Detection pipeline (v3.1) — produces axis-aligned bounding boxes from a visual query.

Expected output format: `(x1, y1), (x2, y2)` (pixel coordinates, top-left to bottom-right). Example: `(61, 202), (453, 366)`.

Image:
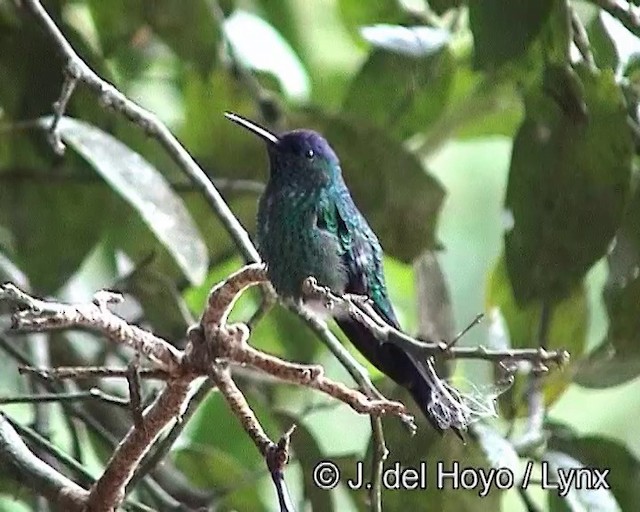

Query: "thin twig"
(209, 366), (295, 512)
(130, 378), (214, 489)
(369, 417), (388, 512)
(19, 365), (170, 381)
(48, 72), (78, 154)
(303, 278), (569, 368)
(127, 361), (145, 429)
(5, 416), (160, 512)
(0, 336), (177, 510)
(85, 379), (192, 511)
(570, 4), (596, 70)
(0, 389), (128, 407)
(514, 303), (553, 454)
(591, 0), (640, 37)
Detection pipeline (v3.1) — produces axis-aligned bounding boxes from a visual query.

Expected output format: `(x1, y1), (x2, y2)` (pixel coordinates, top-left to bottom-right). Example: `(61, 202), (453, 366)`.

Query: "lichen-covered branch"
(1, 284), (181, 372)
(85, 378), (192, 511)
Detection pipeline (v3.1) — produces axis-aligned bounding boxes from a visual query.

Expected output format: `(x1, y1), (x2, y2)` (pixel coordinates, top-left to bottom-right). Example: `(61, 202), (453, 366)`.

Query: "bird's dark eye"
(305, 149), (315, 159)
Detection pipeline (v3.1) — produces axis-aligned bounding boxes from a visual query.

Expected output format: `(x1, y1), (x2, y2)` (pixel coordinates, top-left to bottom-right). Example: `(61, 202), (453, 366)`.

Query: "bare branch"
(209, 366), (295, 512)
(369, 417), (388, 512)
(86, 379), (192, 511)
(591, 0), (640, 37)
(0, 389), (129, 407)
(1, 284), (182, 372)
(19, 365), (170, 381)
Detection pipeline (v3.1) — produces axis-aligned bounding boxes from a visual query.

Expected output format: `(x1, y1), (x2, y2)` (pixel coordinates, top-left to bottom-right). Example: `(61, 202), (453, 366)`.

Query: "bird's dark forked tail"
(336, 314), (478, 438)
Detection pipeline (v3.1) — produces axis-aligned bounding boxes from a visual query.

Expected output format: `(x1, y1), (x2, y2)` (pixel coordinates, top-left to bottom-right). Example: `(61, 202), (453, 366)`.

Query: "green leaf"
(548, 425), (640, 512)
(588, 14), (619, 71)
(372, 402), (502, 511)
(278, 413), (333, 512)
(47, 116), (208, 286)
(142, 0), (219, 75)
(545, 450), (620, 512)
(0, 174), (113, 292)
(486, 255), (587, 417)
(291, 110), (445, 262)
(469, 0), (569, 71)
(504, 65), (632, 304)
(576, 184), (640, 388)
(119, 264), (194, 343)
(343, 43), (454, 139)
(337, 0), (404, 41)
(173, 446), (268, 511)
(225, 10), (310, 102)
(472, 422), (520, 473)
(86, 0), (144, 60)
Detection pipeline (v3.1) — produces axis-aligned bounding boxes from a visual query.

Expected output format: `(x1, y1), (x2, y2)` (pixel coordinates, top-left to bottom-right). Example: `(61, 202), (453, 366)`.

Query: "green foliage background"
(1, 0), (640, 511)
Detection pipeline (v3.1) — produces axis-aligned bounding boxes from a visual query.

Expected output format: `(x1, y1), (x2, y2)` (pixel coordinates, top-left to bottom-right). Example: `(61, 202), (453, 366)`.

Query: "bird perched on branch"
(225, 112), (459, 433)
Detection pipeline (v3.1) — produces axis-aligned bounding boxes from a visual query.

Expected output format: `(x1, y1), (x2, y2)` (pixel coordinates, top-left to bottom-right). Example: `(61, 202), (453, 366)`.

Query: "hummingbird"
(225, 112), (446, 432)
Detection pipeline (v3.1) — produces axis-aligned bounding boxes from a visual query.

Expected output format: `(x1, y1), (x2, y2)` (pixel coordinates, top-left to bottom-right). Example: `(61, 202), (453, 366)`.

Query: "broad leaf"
(45, 117), (208, 285)
(548, 425), (640, 512)
(469, 0), (569, 71)
(505, 65), (632, 304)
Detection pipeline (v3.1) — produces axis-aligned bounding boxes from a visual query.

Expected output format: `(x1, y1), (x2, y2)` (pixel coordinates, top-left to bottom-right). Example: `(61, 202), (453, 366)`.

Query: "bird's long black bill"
(224, 112), (279, 145)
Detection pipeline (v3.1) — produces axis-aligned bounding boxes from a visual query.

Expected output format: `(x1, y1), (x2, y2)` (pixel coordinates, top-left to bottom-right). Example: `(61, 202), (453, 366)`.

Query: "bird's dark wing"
(317, 187), (399, 328)
(317, 186), (447, 434)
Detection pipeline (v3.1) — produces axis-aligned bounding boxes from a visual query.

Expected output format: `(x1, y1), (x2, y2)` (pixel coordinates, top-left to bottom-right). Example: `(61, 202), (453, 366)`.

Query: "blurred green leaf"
(0, 173), (112, 292)
(86, 0), (144, 61)
(469, 0), (569, 71)
(119, 264), (194, 342)
(343, 44), (454, 139)
(292, 110), (445, 262)
(278, 413), (333, 512)
(429, 0), (462, 15)
(374, 403), (502, 511)
(486, 255), (587, 417)
(472, 422), (520, 473)
(174, 446), (267, 511)
(546, 450), (620, 512)
(505, 65), (632, 304)
(337, 0), (403, 41)
(225, 10), (310, 102)
(576, 184), (640, 388)
(48, 116), (209, 285)
(548, 425), (640, 512)
(142, 0), (219, 75)
(588, 14), (619, 71)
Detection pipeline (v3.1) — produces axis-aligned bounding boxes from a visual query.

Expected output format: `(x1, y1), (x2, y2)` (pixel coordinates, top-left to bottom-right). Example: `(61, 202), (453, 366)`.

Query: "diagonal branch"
(85, 378), (193, 511)
(0, 414), (88, 511)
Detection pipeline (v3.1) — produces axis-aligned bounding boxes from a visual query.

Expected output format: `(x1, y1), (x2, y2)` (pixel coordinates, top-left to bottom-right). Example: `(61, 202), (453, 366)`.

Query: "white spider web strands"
(425, 358), (515, 431)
